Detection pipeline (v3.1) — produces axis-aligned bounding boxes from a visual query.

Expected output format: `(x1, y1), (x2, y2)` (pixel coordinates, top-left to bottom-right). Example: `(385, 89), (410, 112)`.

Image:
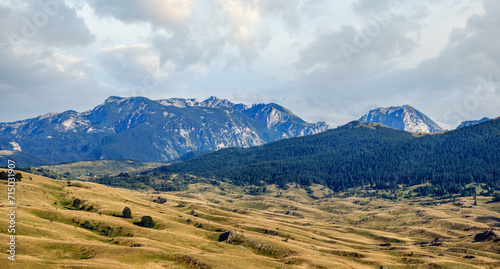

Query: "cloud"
(151, 30), (225, 70)
(0, 0), (498, 130)
(294, 1), (424, 90)
(0, 1), (94, 48)
(89, 0), (274, 70)
(406, 0), (500, 126)
(0, 42), (110, 121)
(0, 1), (106, 122)
(284, 0), (499, 128)
(98, 44), (164, 87)
(86, 0), (194, 31)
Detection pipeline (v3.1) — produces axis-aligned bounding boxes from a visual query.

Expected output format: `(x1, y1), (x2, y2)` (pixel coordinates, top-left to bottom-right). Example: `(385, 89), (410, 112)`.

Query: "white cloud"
(0, 1), (94, 48)
(98, 44), (161, 86)
(86, 0), (194, 31)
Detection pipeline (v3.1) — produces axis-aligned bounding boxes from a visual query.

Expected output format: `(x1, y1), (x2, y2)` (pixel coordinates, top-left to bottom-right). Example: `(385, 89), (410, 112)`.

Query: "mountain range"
(0, 96), (327, 166)
(1, 97), (495, 167)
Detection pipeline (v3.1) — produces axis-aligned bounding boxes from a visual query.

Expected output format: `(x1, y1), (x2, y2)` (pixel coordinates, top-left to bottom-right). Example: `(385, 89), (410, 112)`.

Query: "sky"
(0, 0), (498, 130)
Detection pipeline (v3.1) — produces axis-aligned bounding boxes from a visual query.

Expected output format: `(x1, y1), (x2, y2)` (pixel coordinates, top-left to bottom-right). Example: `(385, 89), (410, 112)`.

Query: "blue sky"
(0, 0), (498, 129)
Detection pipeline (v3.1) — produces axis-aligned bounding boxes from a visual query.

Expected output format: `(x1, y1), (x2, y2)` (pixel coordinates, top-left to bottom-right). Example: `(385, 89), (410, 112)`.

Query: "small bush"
(122, 207), (132, 218)
(81, 221), (94, 230)
(72, 199), (82, 208)
(140, 216), (155, 228)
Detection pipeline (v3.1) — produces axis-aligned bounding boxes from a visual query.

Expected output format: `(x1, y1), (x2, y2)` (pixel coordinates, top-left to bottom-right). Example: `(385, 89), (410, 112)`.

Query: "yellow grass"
(1, 170), (499, 268)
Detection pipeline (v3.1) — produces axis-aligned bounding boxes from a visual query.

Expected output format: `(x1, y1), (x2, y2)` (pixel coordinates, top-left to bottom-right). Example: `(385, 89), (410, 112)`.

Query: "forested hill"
(157, 119), (500, 194)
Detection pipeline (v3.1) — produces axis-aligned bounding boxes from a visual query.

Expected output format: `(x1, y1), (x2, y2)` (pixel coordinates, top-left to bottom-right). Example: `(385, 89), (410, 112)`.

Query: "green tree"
(72, 198), (82, 208)
(140, 216), (155, 228)
(122, 207), (132, 218)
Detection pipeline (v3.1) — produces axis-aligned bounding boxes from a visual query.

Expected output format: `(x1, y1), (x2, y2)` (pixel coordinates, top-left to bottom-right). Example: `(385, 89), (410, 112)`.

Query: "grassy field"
(1, 170), (499, 268)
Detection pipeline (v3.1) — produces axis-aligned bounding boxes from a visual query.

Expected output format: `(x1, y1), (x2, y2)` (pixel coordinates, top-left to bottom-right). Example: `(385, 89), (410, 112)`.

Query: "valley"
(1, 170), (499, 268)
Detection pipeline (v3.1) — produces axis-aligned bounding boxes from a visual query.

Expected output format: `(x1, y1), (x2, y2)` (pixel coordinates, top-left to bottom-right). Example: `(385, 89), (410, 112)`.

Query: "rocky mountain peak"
(456, 117), (491, 129)
(359, 105), (444, 133)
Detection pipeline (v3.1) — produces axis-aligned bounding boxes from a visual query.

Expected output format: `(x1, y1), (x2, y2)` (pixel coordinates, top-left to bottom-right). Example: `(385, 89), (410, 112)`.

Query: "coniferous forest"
(146, 119), (500, 196)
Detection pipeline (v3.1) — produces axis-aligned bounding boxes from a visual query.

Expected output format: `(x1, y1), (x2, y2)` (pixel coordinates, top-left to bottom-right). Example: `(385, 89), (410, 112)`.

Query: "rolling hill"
(1, 170), (500, 268)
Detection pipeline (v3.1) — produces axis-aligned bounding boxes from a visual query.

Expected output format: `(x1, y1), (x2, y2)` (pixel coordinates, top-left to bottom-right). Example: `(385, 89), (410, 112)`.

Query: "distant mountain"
(457, 117), (491, 129)
(0, 96), (328, 166)
(241, 103), (328, 137)
(156, 118), (500, 193)
(359, 105), (444, 133)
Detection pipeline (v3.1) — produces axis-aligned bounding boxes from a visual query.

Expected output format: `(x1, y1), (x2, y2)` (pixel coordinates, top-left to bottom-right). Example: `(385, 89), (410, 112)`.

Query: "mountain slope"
(241, 103), (328, 137)
(359, 105), (444, 133)
(0, 96), (327, 166)
(457, 117), (491, 129)
(157, 118), (500, 193)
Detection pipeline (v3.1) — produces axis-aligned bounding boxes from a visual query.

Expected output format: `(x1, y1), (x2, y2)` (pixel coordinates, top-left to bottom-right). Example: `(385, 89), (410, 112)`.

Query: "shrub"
(81, 220), (94, 230)
(122, 207), (132, 218)
(140, 216), (155, 228)
(72, 199), (82, 208)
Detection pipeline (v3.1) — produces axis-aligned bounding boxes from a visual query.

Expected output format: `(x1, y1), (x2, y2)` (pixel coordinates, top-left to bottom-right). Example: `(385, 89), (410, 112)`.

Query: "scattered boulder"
(218, 231), (231, 242)
(463, 255), (476, 259)
(474, 230), (499, 242)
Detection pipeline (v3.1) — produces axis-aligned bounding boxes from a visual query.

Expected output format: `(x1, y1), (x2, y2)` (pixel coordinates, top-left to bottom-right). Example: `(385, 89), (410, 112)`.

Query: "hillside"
(1, 170), (500, 268)
(156, 119), (500, 195)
